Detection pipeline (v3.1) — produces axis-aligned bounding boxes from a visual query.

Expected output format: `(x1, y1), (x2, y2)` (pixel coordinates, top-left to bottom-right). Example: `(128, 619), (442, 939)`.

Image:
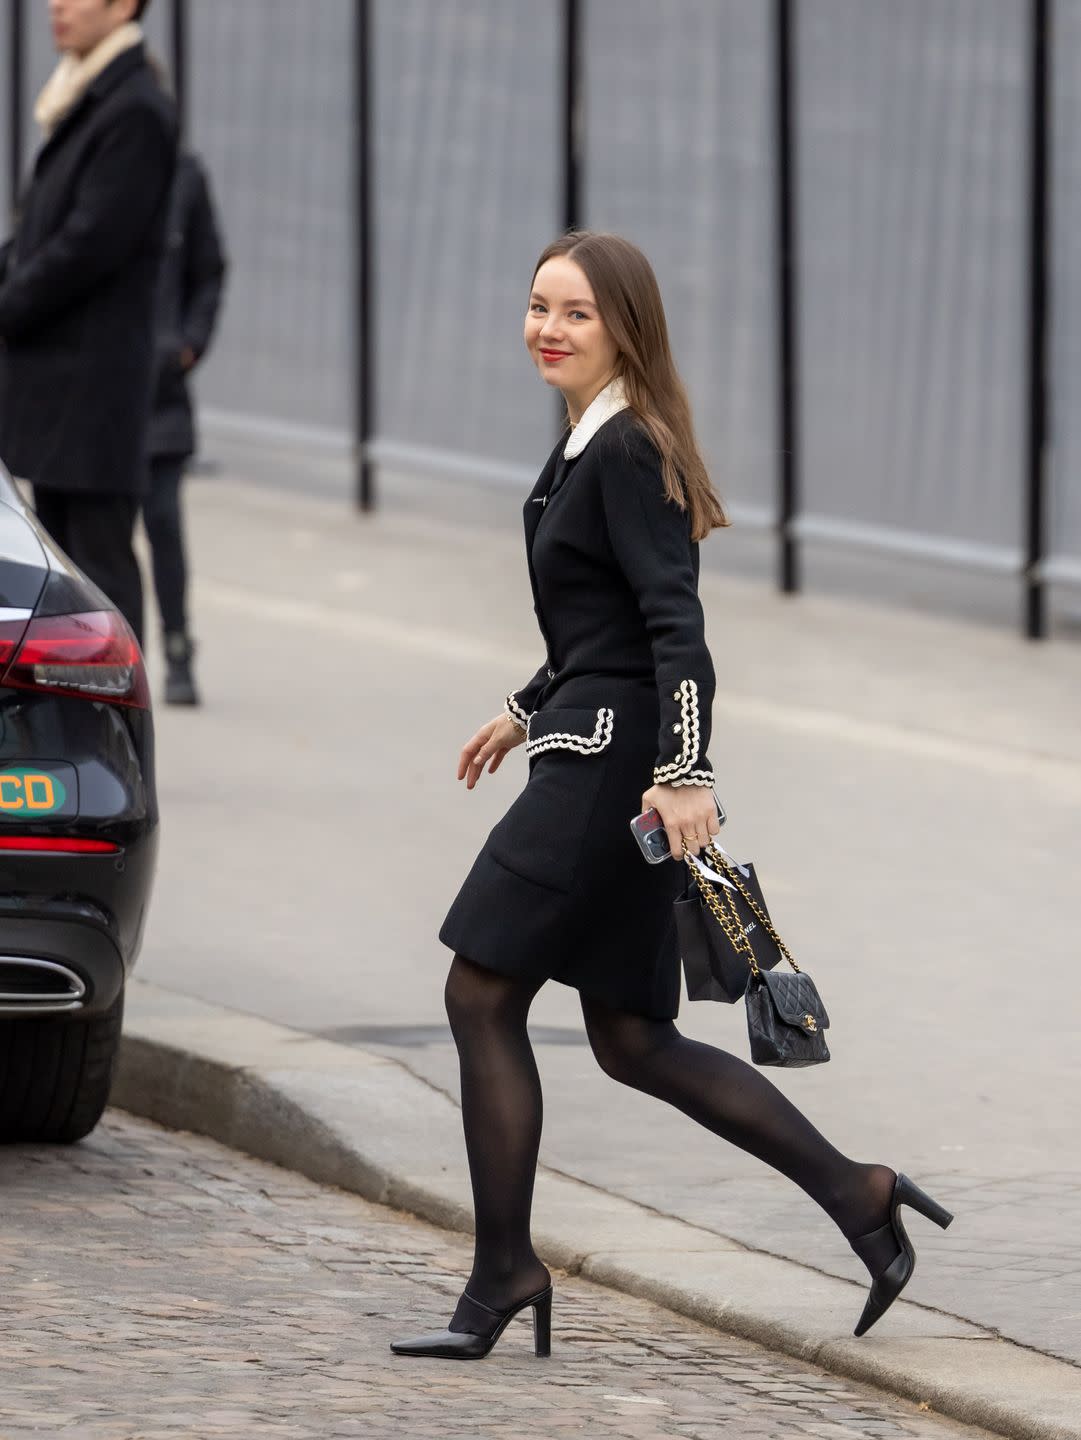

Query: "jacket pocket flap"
(525, 706), (615, 756)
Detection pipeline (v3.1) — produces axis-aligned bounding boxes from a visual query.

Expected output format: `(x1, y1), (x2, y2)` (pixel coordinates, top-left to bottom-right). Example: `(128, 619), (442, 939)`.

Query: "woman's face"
(525, 257), (620, 401)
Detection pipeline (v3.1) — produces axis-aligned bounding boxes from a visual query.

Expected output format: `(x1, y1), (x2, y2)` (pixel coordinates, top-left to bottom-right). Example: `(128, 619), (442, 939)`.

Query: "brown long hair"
(532, 231), (729, 538)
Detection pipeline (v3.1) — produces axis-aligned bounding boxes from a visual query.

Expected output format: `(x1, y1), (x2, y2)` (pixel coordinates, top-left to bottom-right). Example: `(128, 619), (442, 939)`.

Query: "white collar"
(563, 376), (629, 459)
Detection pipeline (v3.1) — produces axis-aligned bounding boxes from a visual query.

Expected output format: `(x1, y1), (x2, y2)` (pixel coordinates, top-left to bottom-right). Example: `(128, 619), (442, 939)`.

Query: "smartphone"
(629, 795), (726, 864)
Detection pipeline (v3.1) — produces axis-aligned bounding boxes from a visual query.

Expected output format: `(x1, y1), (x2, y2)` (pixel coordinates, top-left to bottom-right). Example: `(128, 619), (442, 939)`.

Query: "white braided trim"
(505, 694), (530, 731)
(667, 769), (715, 789)
(525, 707), (615, 758)
(652, 678), (701, 782)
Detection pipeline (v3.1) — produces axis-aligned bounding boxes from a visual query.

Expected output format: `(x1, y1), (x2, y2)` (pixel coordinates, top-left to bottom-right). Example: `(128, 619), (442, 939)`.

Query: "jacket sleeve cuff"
(505, 693), (530, 732)
(662, 767), (715, 789)
(652, 678), (713, 785)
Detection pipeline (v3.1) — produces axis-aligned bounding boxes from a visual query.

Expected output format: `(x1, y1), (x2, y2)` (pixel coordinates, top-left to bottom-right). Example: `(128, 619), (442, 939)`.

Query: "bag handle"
(703, 840), (802, 974)
(682, 839), (801, 978)
(685, 852), (737, 890)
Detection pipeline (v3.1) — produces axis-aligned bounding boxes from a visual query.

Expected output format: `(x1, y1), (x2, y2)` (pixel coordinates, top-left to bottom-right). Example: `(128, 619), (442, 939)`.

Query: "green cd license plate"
(0, 764), (79, 820)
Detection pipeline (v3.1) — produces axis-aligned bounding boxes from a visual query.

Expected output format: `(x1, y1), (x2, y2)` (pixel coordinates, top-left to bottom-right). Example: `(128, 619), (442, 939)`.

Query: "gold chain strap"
(682, 839), (801, 976)
(682, 838), (759, 976)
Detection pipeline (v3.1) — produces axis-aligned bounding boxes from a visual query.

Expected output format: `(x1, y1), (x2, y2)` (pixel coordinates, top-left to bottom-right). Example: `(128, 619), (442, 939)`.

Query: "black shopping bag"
(674, 852), (783, 1004)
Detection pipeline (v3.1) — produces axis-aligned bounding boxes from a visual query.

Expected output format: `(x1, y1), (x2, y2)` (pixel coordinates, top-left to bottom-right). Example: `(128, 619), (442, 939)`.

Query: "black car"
(0, 466), (158, 1142)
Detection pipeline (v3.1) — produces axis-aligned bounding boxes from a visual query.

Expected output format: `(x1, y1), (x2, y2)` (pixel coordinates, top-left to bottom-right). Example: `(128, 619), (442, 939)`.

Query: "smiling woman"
(525, 272), (618, 417)
(390, 229), (953, 1365)
(526, 234), (728, 542)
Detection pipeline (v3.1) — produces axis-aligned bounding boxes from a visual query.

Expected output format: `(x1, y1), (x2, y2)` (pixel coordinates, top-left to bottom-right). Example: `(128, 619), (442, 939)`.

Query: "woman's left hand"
(641, 782), (721, 861)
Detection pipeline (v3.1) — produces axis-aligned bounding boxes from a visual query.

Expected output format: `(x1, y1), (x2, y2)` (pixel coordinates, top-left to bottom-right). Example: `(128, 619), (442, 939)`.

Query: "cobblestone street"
(0, 1114), (997, 1440)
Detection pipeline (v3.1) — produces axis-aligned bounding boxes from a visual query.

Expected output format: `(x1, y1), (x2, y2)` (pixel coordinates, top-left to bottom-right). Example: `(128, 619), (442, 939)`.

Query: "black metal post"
(1025, 0), (1051, 638)
(354, 0), (375, 511)
(170, 0), (189, 139)
(8, 0), (25, 225)
(562, 0), (582, 231)
(773, 0), (800, 594)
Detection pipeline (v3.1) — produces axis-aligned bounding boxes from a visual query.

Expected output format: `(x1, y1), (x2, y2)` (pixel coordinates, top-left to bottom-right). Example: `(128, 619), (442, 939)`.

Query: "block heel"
(895, 1173), (954, 1231)
(532, 1286), (552, 1357)
(391, 1284), (554, 1360)
(852, 1172), (954, 1338)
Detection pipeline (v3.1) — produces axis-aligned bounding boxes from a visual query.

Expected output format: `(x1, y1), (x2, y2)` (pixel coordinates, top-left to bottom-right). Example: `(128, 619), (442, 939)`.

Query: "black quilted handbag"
(680, 841), (830, 1068)
(745, 969), (830, 1068)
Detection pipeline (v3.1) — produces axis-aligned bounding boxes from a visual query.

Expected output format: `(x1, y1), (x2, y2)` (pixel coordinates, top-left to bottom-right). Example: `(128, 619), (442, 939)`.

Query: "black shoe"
(163, 632), (200, 706)
(852, 1173), (954, 1337)
(390, 1284), (552, 1360)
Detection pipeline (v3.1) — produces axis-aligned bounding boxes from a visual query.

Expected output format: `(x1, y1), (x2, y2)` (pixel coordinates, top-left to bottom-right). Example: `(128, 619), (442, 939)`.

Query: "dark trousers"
(33, 487), (144, 647)
(141, 454), (189, 638)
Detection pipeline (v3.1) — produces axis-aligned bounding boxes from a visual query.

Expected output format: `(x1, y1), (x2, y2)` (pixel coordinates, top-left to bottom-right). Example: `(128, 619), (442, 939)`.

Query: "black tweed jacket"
(505, 392), (715, 790)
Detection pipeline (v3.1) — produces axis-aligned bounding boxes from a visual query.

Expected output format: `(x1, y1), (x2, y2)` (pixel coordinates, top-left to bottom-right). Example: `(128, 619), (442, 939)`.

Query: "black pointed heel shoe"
(390, 1285), (553, 1360)
(852, 1173), (954, 1338)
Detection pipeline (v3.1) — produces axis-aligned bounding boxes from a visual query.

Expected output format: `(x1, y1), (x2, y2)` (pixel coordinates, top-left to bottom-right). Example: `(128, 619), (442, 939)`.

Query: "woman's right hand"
(457, 713), (526, 789)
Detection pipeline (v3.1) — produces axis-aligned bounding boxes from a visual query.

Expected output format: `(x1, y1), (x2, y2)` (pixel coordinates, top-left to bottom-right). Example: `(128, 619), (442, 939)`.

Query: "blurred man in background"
(0, 0), (177, 646)
(144, 150), (227, 705)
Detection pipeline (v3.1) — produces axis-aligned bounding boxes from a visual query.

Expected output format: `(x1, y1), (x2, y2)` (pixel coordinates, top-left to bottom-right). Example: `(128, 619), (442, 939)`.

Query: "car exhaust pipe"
(0, 957), (87, 1014)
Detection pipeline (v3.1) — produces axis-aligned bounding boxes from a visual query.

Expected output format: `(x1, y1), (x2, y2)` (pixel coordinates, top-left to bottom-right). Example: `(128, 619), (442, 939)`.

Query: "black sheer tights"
(444, 957), (551, 1314)
(580, 997), (900, 1273)
(445, 956), (898, 1315)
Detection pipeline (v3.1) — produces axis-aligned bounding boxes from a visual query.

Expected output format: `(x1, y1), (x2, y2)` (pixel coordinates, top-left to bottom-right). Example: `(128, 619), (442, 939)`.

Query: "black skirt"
(439, 675), (686, 1019)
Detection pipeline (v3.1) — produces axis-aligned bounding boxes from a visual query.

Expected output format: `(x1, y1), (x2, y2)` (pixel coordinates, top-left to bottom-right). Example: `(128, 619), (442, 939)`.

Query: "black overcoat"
(439, 397), (717, 1019)
(0, 45), (177, 495)
(149, 151), (227, 460)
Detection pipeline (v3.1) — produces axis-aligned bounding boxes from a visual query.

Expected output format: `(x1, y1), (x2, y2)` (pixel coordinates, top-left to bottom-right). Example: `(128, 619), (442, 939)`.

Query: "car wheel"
(0, 989), (125, 1144)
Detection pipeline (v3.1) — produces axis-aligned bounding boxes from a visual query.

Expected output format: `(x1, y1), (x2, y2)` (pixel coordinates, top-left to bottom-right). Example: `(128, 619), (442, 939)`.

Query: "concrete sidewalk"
(128, 447), (1080, 1433)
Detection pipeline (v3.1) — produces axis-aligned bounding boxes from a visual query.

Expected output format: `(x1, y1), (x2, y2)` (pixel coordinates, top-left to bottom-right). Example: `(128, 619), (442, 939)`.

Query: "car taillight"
(0, 617), (30, 669)
(1, 611), (149, 709)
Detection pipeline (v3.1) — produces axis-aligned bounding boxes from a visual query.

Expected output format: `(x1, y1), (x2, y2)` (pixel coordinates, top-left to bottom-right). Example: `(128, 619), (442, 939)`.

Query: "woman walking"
(391, 232), (951, 1361)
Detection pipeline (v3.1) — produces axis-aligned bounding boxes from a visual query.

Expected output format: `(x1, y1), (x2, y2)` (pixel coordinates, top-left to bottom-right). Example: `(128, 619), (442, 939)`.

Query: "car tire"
(0, 989), (125, 1144)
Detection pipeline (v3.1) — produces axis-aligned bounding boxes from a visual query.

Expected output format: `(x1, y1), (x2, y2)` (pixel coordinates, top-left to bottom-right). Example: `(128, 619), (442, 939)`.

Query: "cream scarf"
(34, 22), (144, 138)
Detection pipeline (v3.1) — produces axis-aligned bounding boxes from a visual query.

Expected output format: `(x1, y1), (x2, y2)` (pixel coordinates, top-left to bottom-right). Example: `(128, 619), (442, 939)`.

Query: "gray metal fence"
(3, 0), (1079, 633)
(1052, 0), (1081, 587)
(796, 0), (1028, 568)
(371, 0), (562, 480)
(584, 1), (778, 526)
(186, 0), (355, 437)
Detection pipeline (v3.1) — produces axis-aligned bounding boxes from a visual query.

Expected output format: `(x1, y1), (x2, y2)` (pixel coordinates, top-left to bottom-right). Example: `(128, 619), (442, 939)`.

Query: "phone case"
(629, 808), (671, 863)
(629, 796), (727, 864)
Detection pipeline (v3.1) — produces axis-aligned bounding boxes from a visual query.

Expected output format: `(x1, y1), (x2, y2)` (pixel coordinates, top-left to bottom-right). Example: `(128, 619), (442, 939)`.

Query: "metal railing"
(2, 0), (1071, 638)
